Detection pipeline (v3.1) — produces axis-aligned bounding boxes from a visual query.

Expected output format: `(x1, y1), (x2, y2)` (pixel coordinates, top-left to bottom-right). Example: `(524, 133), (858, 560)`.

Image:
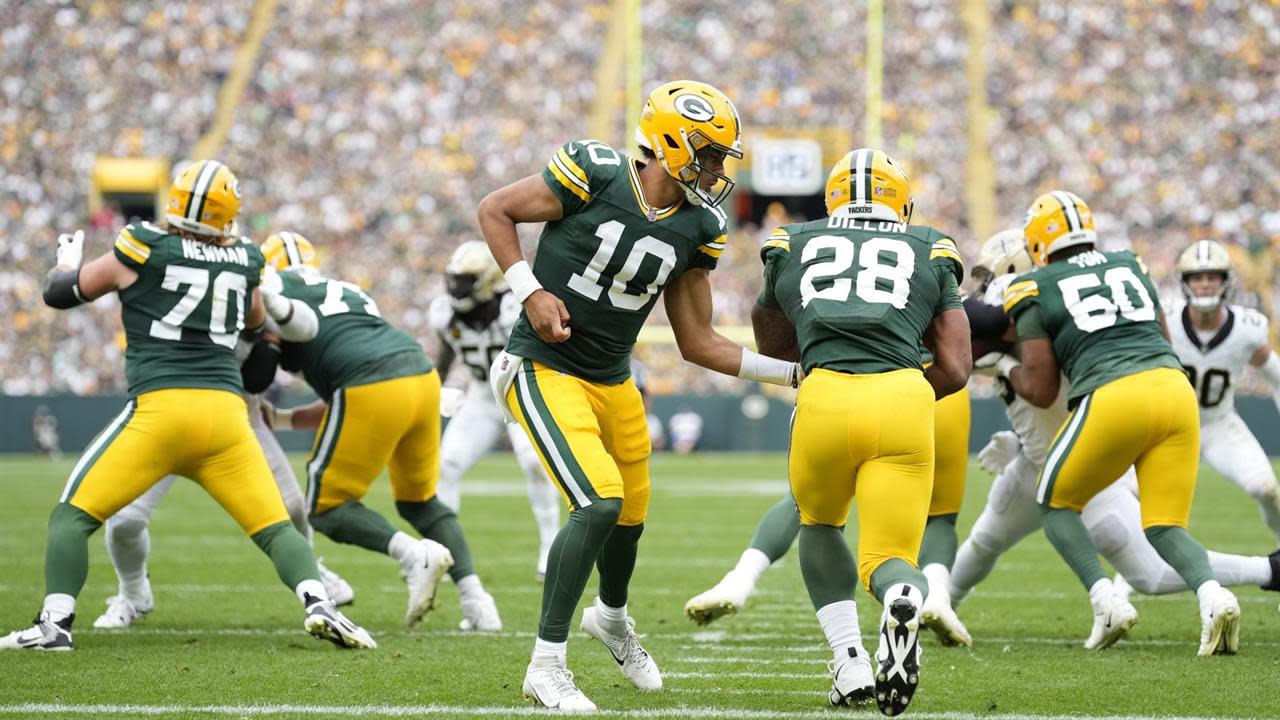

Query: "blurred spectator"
(32, 405), (61, 460)
(668, 408), (705, 455)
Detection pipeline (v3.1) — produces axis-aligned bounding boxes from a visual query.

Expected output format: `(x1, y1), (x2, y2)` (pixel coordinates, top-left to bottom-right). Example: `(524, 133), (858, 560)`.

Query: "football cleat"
(404, 538), (454, 627)
(522, 664), (597, 712)
(684, 572), (753, 626)
(829, 649), (875, 707)
(1083, 592), (1138, 651)
(1258, 548), (1280, 592)
(1198, 587), (1241, 657)
(0, 613), (74, 651)
(581, 604), (662, 691)
(92, 594), (153, 629)
(303, 595), (376, 649)
(920, 587), (971, 647)
(459, 590), (502, 632)
(875, 593), (922, 717)
(317, 558), (355, 607)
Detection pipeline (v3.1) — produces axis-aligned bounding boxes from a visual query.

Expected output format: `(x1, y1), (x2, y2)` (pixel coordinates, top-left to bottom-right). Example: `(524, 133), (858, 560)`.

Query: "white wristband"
(738, 348), (799, 387)
(504, 260), (543, 304)
(996, 355), (1022, 377)
(273, 407), (295, 431)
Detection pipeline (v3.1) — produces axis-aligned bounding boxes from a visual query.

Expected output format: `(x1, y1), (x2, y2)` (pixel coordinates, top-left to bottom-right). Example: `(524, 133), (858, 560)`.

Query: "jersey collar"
(1181, 304), (1235, 352)
(628, 159), (683, 221)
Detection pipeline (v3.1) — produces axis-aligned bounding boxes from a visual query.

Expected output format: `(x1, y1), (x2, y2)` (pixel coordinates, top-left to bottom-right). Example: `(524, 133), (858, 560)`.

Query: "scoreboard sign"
(749, 138), (824, 196)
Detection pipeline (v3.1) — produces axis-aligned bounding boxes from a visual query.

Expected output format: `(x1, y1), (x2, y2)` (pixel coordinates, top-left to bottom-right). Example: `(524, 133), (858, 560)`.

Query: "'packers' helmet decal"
(634, 80), (743, 208)
(445, 240), (507, 312)
(166, 160), (241, 237)
(262, 231), (318, 271)
(1177, 239), (1233, 312)
(972, 228), (1034, 289)
(1023, 190), (1096, 267)
(825, 148), (913, 223)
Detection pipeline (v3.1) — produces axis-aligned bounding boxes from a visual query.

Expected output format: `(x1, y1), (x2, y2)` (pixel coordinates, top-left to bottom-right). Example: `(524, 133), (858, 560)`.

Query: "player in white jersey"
(91, 268), (354, 628)
(953, 238), (1280, 649)
(431, 241), (561, 579)
(1166, 239), (1280, 542)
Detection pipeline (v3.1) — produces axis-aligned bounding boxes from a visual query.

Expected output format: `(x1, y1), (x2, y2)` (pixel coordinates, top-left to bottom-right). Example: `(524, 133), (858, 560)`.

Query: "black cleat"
(875, 596), (921, 716)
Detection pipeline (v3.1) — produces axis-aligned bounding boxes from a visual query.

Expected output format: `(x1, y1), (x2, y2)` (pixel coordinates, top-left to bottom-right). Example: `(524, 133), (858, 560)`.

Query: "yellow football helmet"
(634, 80), (743, 207)
(445, 240), (507, 312)
(1023, 190), (1096, 266)
(825, 148), (913, 222)
(165, 160), (241, 237)
(972, 228), (1034, 288)
(1176, 239), (1233, 312)
(261, 231), (318, 271)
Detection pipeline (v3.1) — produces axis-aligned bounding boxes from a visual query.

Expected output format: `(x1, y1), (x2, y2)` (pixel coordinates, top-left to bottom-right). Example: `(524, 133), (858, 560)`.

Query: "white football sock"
(42, 593), (76, 623)
(594, 596), (628, 635)
(387, 531), (418, 567)
(1208, 551), (1272, 587)
(816, 600), (865, 664)
(105, 521), (152, 602)
(528, 475), (561, 558)
(1088, 577), (1114, 603)
(456, 573), (484, 598)
(295, 579), (328, 604)
(531, 637), (567, 667)
(732, 548), (771, 585)
(1195, 579), (1224, 607)
(921, 563), (952, 606)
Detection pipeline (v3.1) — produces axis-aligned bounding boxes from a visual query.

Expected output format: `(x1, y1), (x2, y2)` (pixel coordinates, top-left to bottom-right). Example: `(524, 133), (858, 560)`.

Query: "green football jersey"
(505, 139), (729, 383)
(756, 214), (964, 374)
(1004, 248), (1181, 405)
(276, 268), (431, 399)
(112, 222), (264, 397)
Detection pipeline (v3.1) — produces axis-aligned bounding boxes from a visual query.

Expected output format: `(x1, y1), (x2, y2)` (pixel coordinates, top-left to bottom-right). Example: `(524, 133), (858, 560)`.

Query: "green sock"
(397, 498), (476, 580)
(798, 524), (858, 610)
(250, 520), (320, 590)
(1145, 525), (1214, 590)
(44, 503), (103, 597)
(596, 522), (643, 608)
(869, 558), (928, 604)
(539, 499), (621, 642)
(1040, 506), (1107, 589)
(749, 495), (802, 563)
(918, 513), (959, 568)
(309, 501), (398, 554)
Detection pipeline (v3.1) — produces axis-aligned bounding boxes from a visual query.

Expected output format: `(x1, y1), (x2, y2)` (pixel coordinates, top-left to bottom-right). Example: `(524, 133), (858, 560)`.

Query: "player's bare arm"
(923, 308), (973, 398)
(750, 303), (799, 362)
(477, 174), (570, 344)
(285, 399), (328, 432)
(1009, 336), (1060, 408)
(44, 247), (138, 309)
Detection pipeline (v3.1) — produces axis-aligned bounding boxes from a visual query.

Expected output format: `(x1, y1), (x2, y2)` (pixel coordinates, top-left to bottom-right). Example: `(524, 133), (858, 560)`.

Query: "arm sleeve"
(964, 295), (1010, 341)
(240, 340), (282, 394)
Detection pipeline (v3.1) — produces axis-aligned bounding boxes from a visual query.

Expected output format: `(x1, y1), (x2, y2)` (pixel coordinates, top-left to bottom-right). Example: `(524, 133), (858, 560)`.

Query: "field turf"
(1, 453), (1277, 719)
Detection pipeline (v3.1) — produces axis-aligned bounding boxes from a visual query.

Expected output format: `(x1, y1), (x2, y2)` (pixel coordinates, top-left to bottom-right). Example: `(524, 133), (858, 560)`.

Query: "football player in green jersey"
(478, 80), (799, 711)
(751, 148), (970, 715)
(1, 161), (374, 651)
(999, 190), (1241, 656)
(253, 233), (499, 633)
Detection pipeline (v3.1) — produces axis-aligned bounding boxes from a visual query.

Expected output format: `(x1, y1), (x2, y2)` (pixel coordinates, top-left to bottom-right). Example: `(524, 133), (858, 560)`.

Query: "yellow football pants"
(62, 388), (287, 536)
(930, 384), (971, 516)
(307, 371), (441, 514)
(1039, 367), (1200, 528)
(789, 368), (935, 591)
(505, 360), (651, 525)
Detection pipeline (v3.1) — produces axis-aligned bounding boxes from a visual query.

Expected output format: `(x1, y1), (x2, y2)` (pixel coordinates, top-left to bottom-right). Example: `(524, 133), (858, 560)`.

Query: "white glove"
(440, 387), (464, 418)
(978, 430), (1021, 474)
(489, 350), (524, 425)
(56, 229), (85, 269)
(974, 351), (1020, 378)
(258, 397), (294, 431)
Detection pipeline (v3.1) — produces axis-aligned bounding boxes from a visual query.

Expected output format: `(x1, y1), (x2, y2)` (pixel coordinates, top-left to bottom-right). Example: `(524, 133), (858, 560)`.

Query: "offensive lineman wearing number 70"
(477, 80), (800, 712)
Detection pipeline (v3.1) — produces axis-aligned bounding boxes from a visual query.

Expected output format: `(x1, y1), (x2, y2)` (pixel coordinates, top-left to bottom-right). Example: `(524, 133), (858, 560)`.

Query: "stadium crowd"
(3, 0), (1278, 395)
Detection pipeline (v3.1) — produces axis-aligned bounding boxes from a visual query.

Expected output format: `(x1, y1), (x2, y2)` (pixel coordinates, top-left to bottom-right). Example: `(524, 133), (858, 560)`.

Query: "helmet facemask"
(447, 272), (484, 313)
(648, 129), (741, 207)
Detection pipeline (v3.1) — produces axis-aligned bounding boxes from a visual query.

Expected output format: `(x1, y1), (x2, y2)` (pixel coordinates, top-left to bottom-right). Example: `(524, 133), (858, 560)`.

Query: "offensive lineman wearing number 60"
(477, 80), (800, 712)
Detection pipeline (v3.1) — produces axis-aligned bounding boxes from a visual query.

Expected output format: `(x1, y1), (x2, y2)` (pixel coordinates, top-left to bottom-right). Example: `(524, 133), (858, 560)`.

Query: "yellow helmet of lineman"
(445, 240), (507, 312)
(1023, 190), (1096, 267)
(261, 231), (318, 271)
(972, 227), (1034, 288)
(825, 148), (913, 223)
(1176, 239), (1233, 312)
(165, 160), (241, 237)
(634, 80), (743, 208)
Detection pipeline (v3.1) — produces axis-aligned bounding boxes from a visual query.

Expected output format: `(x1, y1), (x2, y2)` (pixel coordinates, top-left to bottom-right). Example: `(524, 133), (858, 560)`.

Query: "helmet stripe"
(1198, 240), (1209, 265)
(1051, 191), (1081, 232)
(853, 149), (870, 205)
(187, 161), (223, 224)
(281, 232), (303, 267)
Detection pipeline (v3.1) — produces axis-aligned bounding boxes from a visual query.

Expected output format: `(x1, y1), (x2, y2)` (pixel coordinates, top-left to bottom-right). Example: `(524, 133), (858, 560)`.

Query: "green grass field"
(1, 453), (1277, 719)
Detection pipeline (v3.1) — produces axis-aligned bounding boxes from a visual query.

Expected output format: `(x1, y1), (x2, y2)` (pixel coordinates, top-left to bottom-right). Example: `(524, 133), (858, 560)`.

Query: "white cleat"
(580, 604), (662, 691)
(303, 596), (377, 649)
(875, 595), (922, 717)
(920, 593), (971, 648)
(1083, 592), (1138, 651)
(317, 558), (355, 607)
(404, 538), (454, 627)
(92, 594), (153, 630)
(523, 664), (597, 712)
(829, 651), (875, 706)
(0, 613), (74, 651)
(684, 572), (752, 626)
(459, 590), (503, 632)
(1198, 587), (1241, 657)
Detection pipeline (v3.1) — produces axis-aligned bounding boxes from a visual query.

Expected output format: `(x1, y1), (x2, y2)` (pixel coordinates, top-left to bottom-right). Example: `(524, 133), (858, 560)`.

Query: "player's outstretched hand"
(525, 289), (571, 343)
